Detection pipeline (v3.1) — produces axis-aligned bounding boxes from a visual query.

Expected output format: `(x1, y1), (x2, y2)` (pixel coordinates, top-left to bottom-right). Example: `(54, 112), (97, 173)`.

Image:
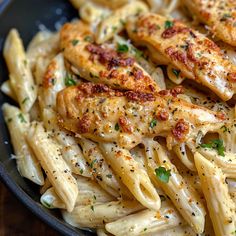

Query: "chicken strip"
(126, 13), (236, 101)
(60, 21), (160, 93)
(183, 0), (236, 46)
(57, 83), (225, 150)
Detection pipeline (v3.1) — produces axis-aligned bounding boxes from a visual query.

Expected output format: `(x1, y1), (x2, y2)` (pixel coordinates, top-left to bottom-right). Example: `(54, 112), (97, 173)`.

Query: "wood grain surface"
(0, 181), (60, 236)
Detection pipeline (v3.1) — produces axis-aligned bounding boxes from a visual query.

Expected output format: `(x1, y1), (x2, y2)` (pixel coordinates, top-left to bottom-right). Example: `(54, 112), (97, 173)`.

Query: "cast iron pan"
(0, 1), (94, 235)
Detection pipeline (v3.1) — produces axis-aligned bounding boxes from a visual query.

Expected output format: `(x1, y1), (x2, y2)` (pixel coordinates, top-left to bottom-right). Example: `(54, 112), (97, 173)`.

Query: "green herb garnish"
(90, 159), (98, 168)
(64, 73), (76, 86)
(117, 43), (129, 53)
(200, 139), (225, 156)
(91, 205), (94, 211)
(150, 119), (157, 128)
(115, 123), (119, 131)
(71, 39), (79, 46)
(155, 167), (171, 183)
(22, 97), (29, 104)
(165, 20), (174, 29)
(17, 113), (27, 123)
(84, 35), (92, 42)
(106, 174), (112, 178)
(172, 69), (180, 78)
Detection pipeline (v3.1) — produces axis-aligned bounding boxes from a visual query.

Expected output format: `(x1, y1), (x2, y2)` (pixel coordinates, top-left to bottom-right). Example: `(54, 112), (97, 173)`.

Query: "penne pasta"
(95, 1), (149, 44)
(2, 103), (44, 185)
(143, 138), (206, 234)
(100, 143), (161, 211)
(43, 108), (91, 178)
(79, 138), (131, 198)
(3, 29), (37, 112)
(198, 147), (236, 179)
(194, 152), (236, 236)
(0, 80), (17, 101)
(26, 122), (78, 212)
(105, 201), (185, 236)
(62, 200), (143, 228)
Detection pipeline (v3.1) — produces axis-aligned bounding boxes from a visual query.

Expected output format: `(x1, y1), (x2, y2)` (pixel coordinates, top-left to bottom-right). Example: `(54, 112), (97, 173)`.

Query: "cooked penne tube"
(219, 120), (236, 154)
(40, 187), (65, 209)
(143, 138), (206, 234)
(0, 80), (17, 101)
(79, 138), (130, 198)
(3, 29), (37, 112)
(194, 152), (236, 236)
(105, 201), (185, 236)
(40, 177), (52, 195)
(198, 148), (236, 179)
(69, 0), (85, 9)
(75, 175), (114, 205)
(43, 108), (91, 178)
(62, 200), (143, 228)
(26, 122), (78, 212)
(148, 224), (196, 236)
(173, 143), (196, 171)
(97, 228), (112, 236)
(100, 143), (161, 211)
(39, 53), (67, 109)
(95, 1), (149, 44)
(2, 103), (44, 185)
(27, 31), (53, 52)
(79, 1), (110, 24)
(27, 33), (59, 70)
(93, 0), (132, 9)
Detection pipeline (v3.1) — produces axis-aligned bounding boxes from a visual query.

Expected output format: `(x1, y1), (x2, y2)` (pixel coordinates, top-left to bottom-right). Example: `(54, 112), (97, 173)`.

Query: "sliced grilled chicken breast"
(126, 13), (236, 101)
(60, 21), (160, 93)
(57, 83), (225, 149)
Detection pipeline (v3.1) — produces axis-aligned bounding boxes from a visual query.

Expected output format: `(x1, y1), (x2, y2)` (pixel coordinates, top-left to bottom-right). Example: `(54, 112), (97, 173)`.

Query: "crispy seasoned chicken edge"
(183, 0), (236, 46)
(59, 21), (160, 94)
(56, 83), (225, 150)
(126, 13), (236, 101)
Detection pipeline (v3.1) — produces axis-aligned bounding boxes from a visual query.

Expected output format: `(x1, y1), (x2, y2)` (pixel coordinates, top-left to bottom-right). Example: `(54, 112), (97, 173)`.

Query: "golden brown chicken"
(60, 21), (160, 93)
(183, 0), (236, 46)
(57, 83), (225, 150)
(126, 13), (236, 101)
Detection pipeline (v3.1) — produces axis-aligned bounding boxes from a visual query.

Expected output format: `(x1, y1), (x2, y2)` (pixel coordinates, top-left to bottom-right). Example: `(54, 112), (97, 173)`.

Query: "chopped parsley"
(89, 72), (99, 79)
(119, 19), (125, 26)
(17, 113), (27, 123)
(42, 201), (51, 209)
(117, 43), (129, 53)
(90, 205), (94, 211)
(155, 167), (171, 183)
(112, 26), (118, 32)
(200, 139), (225, 156)
(64, 73), (76, 86)
(80, 169), (84, 175)
(7, 118), (12, 123)
(23, 59), (27, 66)
(93, 195), (97, 200)
(90, 159), (98, 168)
(84, 35), (92, 42)
(22, 97), (29, 104)
(220, 125), (229, 133)
(115, 123), (119, 131)
(143, 228), (147, 232)
(71, 39), (79, 46)
(106, 174), (112, 178)
(172, 69), (181, 78)
(150, 119), (157, 128)
(165, 20), (174, 29)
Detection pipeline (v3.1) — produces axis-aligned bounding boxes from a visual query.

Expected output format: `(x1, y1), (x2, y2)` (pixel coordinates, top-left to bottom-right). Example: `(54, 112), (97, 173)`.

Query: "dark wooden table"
(0, 181), (59, 236)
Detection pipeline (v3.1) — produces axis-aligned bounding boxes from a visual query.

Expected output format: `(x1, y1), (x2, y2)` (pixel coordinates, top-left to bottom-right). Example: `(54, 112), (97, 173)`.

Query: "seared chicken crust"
(126, 13), (236, 101)
(184, 0), (236, 46)
(57, 83), (225, 149)
(60, 22), (160, 93)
